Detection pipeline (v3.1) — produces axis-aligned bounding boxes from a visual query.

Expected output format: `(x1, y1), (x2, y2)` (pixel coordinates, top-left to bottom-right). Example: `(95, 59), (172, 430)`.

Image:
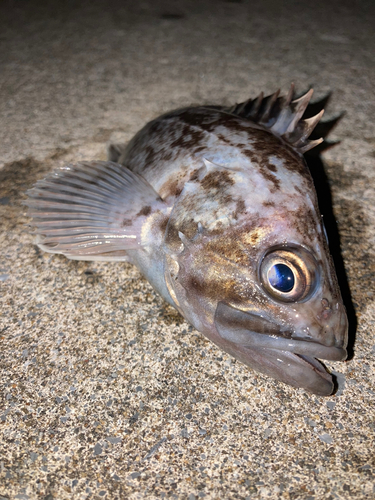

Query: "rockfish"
(26, 86), (348, 395)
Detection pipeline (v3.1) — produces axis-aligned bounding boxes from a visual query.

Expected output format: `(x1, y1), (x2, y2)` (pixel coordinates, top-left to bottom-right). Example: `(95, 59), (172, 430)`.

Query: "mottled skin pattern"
(112, 107), (348, 395)
(26, 93), (349, 394)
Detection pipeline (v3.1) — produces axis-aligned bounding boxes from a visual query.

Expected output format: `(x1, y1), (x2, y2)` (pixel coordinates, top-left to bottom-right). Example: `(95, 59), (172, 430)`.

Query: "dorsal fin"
(226, 85), (342, 155)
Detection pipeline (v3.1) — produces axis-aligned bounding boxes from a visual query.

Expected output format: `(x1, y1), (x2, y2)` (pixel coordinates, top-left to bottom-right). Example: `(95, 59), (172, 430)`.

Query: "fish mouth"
(214, 301), (347, 361)
(214, 302), (347, 395)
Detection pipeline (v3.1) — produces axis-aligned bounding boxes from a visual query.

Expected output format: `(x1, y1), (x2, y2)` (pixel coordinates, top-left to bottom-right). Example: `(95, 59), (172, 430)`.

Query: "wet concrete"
(1, 1), (374, 498)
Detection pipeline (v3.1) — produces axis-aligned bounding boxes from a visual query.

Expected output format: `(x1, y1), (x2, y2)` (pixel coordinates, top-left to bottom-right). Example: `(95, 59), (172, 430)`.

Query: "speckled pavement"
(1, 1), (374, 499)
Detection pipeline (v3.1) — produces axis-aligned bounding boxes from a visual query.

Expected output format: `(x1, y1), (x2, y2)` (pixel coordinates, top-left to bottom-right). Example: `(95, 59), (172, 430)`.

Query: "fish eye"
(260, 246), (319, 302)
(268, 263), (295, 293)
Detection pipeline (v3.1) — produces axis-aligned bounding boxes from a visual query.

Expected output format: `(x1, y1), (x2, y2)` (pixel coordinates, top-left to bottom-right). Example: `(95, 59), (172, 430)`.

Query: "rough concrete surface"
(0, 0), (374, 498)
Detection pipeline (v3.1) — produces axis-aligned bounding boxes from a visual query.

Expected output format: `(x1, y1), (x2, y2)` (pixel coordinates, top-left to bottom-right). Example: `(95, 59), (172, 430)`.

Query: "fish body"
(26, 88), (348, 395)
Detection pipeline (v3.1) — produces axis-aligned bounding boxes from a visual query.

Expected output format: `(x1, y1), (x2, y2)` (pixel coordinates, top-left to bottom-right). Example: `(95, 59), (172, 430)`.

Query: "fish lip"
(263, 350), (336, 395)
(225, 328), (347, 361)
(214, 302), (343, 395)
(214, 301), (348, 362)
(251, 349), (331, 378)
(293, 353), (331, 377)
(273, 336), (347, 361)
(236, 345), (336, 395)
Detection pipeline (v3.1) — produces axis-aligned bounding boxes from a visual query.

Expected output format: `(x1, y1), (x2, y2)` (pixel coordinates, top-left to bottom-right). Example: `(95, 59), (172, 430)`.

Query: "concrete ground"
(0, 0), (374, 498)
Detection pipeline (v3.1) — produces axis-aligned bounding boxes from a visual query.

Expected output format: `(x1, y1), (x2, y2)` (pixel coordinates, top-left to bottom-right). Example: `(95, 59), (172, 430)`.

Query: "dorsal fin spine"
(226, 86), (340, 155)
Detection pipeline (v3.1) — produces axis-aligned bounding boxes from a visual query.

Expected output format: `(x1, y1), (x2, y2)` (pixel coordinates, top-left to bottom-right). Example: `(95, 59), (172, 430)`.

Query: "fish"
(25, 85), (348, 396)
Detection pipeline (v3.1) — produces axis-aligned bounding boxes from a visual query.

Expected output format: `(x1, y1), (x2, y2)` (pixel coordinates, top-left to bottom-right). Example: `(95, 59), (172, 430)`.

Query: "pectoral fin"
(25, 161), (168, 261)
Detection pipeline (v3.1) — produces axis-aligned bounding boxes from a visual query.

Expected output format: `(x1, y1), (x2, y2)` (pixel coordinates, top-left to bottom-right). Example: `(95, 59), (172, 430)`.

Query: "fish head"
(163, 151), (348, 395)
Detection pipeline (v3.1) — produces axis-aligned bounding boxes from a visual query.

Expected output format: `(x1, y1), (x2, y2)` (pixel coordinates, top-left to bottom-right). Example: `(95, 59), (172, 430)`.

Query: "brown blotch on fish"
(159, 149), (173, 163)
(162, 178), (183, 198)
(177, 108), (256, 138)
(144, 145), (156, 165)
(249, 230), (261, 245)
(170, 124), (205, 150)
(248, 128), (311, 181)
(194, 111), (254, 134)
(189, 168), (201, 181)
(193, 145), (206, 155)
(137, 206), (152, 217)
(217, 133), (235, 146)
(294, 185), (304, 196)
(158, 215), (169, 236)
(263, 201), (275, 208)
(262, 169), (280, 193)
(205, 236), (250, 266)
(121, 218), (133, 227)
(200, 170), (235, 192)
(289, 206), (319, 239)
(233, 199), (246, 219)
(183, 270), (247, 305)
(242, 148), (281, 193)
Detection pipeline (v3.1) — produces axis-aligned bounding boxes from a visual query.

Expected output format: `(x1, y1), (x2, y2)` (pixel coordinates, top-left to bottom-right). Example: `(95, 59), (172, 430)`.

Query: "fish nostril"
(320, 309), (332, 321)
(319, 298), (332, 322)
(321, 298), (330, 309)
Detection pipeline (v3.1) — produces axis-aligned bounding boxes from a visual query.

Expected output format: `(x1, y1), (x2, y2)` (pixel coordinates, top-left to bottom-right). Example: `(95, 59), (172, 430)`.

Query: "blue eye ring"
(260, 246), (318, 303)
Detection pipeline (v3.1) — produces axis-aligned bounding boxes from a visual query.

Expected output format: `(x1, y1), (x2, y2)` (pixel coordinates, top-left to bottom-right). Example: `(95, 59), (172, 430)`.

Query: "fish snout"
(316, 299), (348, 351)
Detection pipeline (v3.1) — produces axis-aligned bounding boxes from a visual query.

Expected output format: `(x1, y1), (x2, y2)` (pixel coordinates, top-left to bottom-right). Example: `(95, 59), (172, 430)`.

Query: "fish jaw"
(213, 301), (348, 395)
(226, 345), (336, 396)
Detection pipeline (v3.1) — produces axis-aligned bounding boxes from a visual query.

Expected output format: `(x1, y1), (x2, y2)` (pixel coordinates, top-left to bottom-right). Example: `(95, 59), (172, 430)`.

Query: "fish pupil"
(268, 263), (294, 293)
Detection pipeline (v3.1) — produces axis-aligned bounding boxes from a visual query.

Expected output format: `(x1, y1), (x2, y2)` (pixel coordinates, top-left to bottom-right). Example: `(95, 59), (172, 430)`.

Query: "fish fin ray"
(25, 161), (167, 260)
(225, 85), (342, 155)
(308, 112), (345, 140)
(300, 90), (332, 119)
